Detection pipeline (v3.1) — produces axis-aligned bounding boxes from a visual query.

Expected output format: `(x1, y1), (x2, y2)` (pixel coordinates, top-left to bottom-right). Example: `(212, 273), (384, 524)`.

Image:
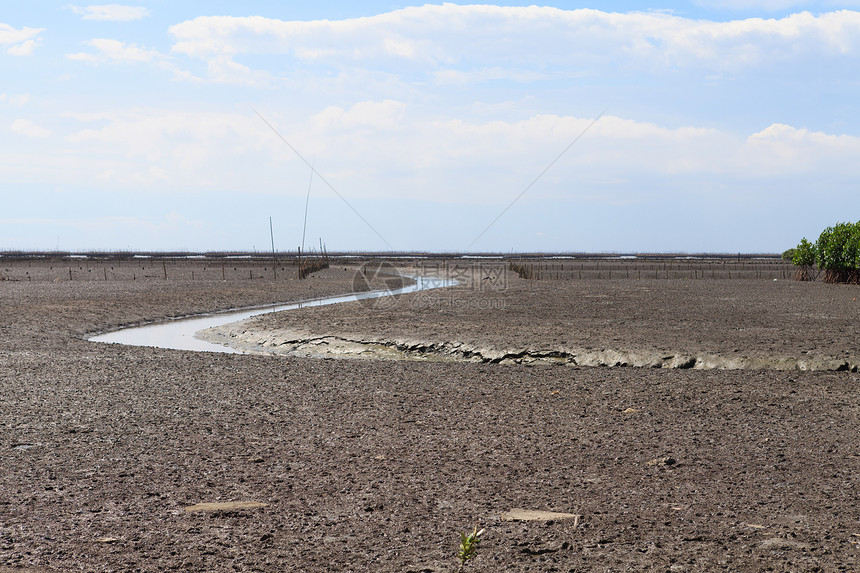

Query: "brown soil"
(1, 258), (858, 572)
(217, 264), (860, 370)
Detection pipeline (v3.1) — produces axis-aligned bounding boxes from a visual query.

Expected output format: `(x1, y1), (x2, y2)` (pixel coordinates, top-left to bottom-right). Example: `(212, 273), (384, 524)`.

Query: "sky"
(2, 1), (860, 253)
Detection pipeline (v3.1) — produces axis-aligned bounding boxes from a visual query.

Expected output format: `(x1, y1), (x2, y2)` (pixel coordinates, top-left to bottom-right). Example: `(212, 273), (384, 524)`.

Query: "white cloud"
(433, 67), (558, 85)
(67, 38), (160, 63)
(3, 101), (857, 256)
(7, 39), (39, 56)
(743, 122), (860, 174)
(0, 22), (44, 55)
(0, 93), (30, 106)
(167, 7), (860, 85)
(695, 1), (860, 10)
(6, 102), (850, 209)
(70, 4), (150, 22)
(11, 118), (51, 138)
(696, 0), (810, 8)
(202, 55), (271, 86)
(247, 106), (860, 204)
(63, 109), (277, 187)
(310, 100), (408, 132)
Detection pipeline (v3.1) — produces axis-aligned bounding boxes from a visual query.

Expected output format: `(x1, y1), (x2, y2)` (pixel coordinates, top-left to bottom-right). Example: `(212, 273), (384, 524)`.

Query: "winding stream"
(88, 274), (455, 354)
(86, 273), (860, 371)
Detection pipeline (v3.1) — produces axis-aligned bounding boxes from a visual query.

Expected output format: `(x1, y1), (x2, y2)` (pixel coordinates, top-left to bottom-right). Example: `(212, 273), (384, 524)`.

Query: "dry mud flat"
(211, 268), (860, 370)
(1, 259), (859, 572)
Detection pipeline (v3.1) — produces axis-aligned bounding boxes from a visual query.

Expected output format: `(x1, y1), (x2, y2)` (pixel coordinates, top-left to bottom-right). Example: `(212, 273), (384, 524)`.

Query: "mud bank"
(200, 323), (860, 370)
(201, 273), (860, 372)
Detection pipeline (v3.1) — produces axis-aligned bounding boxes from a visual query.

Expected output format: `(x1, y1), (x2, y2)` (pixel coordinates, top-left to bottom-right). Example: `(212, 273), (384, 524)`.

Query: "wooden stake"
(269, 217), (277, 280)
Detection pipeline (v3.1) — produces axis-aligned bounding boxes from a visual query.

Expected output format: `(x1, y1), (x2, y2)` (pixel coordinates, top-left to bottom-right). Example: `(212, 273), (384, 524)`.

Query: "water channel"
(88, 275), (455, 354)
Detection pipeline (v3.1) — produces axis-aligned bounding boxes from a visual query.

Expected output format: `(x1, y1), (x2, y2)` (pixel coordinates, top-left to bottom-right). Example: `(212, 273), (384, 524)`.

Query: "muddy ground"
(212, 263), (860, 370)
(1, 258), (858, 572)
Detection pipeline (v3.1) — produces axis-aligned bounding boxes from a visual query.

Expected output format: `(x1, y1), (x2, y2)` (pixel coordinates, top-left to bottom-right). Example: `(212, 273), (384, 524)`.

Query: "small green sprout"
(457, 524), (485, 565)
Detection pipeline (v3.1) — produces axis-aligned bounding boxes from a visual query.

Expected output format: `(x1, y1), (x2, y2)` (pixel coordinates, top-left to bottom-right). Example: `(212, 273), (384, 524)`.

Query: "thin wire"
(466, 109), (606, 251)
(301, 158), (314, 254)
(254, 109), (394, 251)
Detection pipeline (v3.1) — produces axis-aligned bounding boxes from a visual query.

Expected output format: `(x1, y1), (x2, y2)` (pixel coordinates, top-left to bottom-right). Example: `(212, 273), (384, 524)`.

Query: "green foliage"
(781, 248), (796, 261)
(791, 221), (860, 283)
(457, 524), (485, 566)
(791, 238), (816, 268)
(815, 222), (860, 272)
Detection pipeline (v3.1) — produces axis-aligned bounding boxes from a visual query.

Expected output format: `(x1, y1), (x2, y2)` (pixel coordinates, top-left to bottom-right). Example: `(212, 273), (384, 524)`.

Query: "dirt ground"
(1, 258), (858, 572)
(218, 262), (860, 370)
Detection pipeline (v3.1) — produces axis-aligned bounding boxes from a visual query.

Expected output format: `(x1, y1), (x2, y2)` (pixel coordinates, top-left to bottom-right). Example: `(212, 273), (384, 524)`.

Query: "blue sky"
(2, 1), (860, 253)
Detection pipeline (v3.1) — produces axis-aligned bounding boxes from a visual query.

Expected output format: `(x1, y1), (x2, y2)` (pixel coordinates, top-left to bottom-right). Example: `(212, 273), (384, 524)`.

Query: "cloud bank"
(70, 4), (150, 22)
(167, 7), (860, 84)
(0, 22), (44, 55)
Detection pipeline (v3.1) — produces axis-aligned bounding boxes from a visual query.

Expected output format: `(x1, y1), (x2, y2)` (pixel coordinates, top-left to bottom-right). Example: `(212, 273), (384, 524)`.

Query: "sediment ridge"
(199, 323), (859, 371)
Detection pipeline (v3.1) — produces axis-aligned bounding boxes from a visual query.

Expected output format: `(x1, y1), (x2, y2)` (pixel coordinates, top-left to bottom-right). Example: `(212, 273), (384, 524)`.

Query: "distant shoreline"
(0, 250), (786, 261)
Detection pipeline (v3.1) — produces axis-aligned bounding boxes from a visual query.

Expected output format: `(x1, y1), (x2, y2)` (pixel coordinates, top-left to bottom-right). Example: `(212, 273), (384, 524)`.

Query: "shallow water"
(88, 275), (454, 354)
